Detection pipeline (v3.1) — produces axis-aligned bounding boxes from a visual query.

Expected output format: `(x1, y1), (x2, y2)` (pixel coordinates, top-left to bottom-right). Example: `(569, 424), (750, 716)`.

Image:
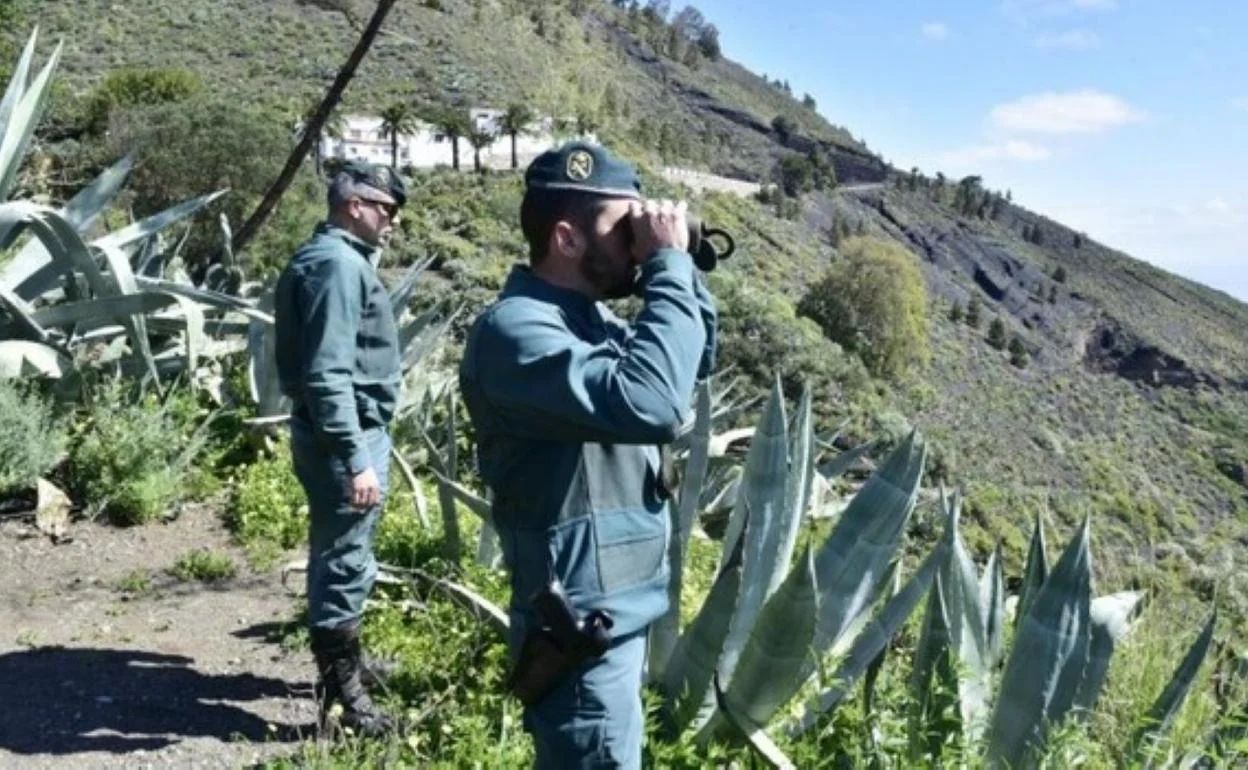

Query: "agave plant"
(650, 378), (929, 748)
(0, 30), (256, 384)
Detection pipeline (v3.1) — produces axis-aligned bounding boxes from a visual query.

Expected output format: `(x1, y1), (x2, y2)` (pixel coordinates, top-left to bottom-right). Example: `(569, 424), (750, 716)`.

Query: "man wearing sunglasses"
(274, 160), (407, 736)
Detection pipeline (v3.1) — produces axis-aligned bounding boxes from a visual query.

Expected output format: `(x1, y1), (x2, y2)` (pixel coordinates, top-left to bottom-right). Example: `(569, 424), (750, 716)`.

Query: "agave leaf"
(814, 431), (925, 651)
(986, 517), (1093, 770)
(797, 542), (945, 738)
(0, 339), (67, 378)
(712, 381), (792, 712)
(939, 490), (992, 740)
(651, 380), (713, 682)
(816, 439), (875, 481)
(1132, 607), (1218, 759)
(0, 29), (38, 138)
(398, 569), (508, 637)
(93, 190), (228, 253)
(0, 40), (60, 200)
(429, 467), (492, 523)
(738, 433), (924, 733)
(909, 569), (960, 760)
(389, 446), (431, 528)
(138, 277), (273, 322)
(246, 291), (287, 418)
(437, 389), (462, 558)
(389, 254), (435, 315)
(401, 305), (458, 372)
(721, 544), (819, 731)
(980, 542), (1006, 670)
(476, 516), (502, 569)
(714, 672), (796, 770)
(708, 426), (755, 457)
(0, 277), (49, 341)
(31, 291), (175, 329)
(661, 513), (748, 736)
(863, 564), (904, 721)
(773, 386), (814, 597)
(1016, 511), (1050, 628)
(1, 154), (135, 299)
(1072, 590), (1145, 716)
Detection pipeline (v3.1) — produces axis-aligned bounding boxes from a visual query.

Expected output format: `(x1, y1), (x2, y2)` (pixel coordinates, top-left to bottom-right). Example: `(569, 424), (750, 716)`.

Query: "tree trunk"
(510, 132), (518, 169)
(390, 132), (398, 169)
(231, 0), (398, 255)
(451, 136), (460, 171)
(473, 146), (481, 173)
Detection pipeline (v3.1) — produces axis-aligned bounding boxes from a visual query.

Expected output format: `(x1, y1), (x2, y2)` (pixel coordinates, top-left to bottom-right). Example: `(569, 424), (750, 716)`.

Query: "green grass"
(114, 569), (153, 596)
(168, 549), (237, 583)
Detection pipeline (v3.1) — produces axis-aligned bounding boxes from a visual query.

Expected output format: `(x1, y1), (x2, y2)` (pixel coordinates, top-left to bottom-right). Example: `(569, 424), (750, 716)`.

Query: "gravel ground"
(0, 503), (316, 769)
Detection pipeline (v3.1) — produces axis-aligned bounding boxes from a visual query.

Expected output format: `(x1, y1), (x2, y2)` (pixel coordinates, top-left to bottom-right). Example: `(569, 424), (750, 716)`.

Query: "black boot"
(310, 621), (396, 737)
(359, 652), (399, 689)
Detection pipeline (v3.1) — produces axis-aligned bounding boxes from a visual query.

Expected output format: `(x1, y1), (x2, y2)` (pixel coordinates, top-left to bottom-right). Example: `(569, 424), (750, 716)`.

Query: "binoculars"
(686, 215), (735, 272)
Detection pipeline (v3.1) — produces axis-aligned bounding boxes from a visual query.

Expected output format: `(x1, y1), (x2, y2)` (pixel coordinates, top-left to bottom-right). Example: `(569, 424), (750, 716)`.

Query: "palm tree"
(378, 101), (418, 169)
(429, 106), (472, 171)
(497, 103), (534, 170)
(467, 126), (496, 173)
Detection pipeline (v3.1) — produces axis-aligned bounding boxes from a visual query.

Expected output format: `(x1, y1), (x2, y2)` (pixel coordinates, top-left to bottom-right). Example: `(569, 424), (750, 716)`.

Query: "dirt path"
(0, 503), (314, 769)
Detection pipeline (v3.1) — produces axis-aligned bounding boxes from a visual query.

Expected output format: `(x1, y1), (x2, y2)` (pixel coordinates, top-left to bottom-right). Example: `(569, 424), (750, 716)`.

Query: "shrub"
(797, 236), (931, 380)
(70, 380), (198, 525)
(709, 271), (870, 410)
(84, 67), (202, 134)
(1008, 335), (1030, 368)
(168, 549), (237, 583)
(987, 317), (1008, 350)
(965, 295), (982, 328)
(227, 440), (306, 567)
(0, 380), (66, 495)
(107, 95), (291, 272)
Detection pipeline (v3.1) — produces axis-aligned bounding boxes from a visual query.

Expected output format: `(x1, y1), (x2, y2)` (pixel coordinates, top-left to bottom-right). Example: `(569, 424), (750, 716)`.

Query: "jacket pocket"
(594, 508), (668, 594)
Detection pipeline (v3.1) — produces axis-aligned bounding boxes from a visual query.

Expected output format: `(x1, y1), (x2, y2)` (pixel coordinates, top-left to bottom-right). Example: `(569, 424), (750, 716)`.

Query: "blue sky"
(690, 0), (1248, 302)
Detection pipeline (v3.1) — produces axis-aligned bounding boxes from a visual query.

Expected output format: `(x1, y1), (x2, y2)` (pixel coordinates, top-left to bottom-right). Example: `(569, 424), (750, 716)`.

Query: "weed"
(168, 549), (237, 583)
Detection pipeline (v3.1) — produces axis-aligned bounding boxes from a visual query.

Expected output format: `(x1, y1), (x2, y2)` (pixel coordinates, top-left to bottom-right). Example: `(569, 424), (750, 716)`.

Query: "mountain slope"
(8, 0), (1248, 614)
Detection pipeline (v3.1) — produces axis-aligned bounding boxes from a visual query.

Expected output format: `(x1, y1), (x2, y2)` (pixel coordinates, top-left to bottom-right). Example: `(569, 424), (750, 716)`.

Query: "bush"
(84, 67), (202, 134)
(107, 95), (292, 272)
(227, 440), (306, 567)
(709, 271), (870, 411)
(168, 549), (236, 583)
(69, 380), (199, 525)
(1008, 335), (1030, 368)
(987, 317), (1008, 350)
(797, 236), (931, 380)
(0, 380), (67, 495)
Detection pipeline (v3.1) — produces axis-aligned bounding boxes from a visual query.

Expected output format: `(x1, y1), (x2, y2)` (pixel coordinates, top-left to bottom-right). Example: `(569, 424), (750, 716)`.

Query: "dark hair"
(520, 188), (608, 264)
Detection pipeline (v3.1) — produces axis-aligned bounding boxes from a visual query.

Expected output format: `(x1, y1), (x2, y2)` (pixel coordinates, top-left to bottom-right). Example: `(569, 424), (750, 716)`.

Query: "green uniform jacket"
(274, 223), (401, 474)
(459, 250), (716, 639)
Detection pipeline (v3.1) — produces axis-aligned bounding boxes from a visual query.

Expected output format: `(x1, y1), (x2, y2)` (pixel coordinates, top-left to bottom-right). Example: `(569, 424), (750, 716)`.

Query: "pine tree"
(1008, 335), (1030, 368)
(965, 296), (982, 329)
(949, 301), (964, 323)
(1052, 265), (1067, 283)
(988, 317), (1008, 350)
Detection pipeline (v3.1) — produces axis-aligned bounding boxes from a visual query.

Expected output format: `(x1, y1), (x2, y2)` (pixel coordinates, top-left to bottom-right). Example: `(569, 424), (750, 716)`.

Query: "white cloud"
(920, 21), (949, 40)
(990, 89), (1146, 134)
(1034, 28), (1100, 49)
(1232, 96), (1248, 112)
(936, 140), (1052, 171)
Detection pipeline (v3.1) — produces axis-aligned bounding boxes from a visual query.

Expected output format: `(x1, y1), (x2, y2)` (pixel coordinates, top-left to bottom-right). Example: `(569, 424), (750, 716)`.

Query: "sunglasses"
(358, 197), (398, 220)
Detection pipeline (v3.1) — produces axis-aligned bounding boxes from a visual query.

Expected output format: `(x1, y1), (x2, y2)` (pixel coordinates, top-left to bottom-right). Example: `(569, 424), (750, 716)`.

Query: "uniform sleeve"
(297, 258), (371, 474)
(472, 249), (707, 445)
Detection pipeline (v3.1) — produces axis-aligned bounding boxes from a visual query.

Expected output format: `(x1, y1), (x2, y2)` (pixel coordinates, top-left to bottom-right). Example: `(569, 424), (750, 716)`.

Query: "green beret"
(524, 141), (641, 199)
(337, 160), (408, 207)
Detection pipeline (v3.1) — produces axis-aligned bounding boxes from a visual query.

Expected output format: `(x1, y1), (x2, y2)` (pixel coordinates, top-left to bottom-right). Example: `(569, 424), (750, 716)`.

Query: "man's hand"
(348, 467), (382, 509)
(628, 198), (689, 264)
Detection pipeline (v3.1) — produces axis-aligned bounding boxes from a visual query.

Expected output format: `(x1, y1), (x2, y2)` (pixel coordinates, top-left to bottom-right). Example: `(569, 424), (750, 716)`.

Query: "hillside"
(9, 0), (1248, 626)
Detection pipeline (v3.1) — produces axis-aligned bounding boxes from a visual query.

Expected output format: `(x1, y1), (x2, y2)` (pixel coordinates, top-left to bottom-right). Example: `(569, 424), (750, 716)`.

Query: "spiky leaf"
(986, 518), (1092, 770)
(1132, 607), (1218, 759)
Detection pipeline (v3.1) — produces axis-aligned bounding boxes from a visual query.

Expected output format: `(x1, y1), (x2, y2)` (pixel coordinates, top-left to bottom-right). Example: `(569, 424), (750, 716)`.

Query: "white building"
(319, 110), (562, 171)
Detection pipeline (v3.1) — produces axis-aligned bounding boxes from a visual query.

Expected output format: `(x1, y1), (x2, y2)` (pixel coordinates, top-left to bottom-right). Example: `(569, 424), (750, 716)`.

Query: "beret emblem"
(566, 149), (594, 181)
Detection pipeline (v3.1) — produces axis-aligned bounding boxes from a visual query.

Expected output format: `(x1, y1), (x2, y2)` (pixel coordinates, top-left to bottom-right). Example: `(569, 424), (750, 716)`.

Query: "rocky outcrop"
(1082, 320), (1214, 388)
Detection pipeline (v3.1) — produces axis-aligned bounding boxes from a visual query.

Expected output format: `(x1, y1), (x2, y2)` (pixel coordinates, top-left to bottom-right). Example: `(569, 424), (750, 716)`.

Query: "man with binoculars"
(459, 140), (718, 768)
